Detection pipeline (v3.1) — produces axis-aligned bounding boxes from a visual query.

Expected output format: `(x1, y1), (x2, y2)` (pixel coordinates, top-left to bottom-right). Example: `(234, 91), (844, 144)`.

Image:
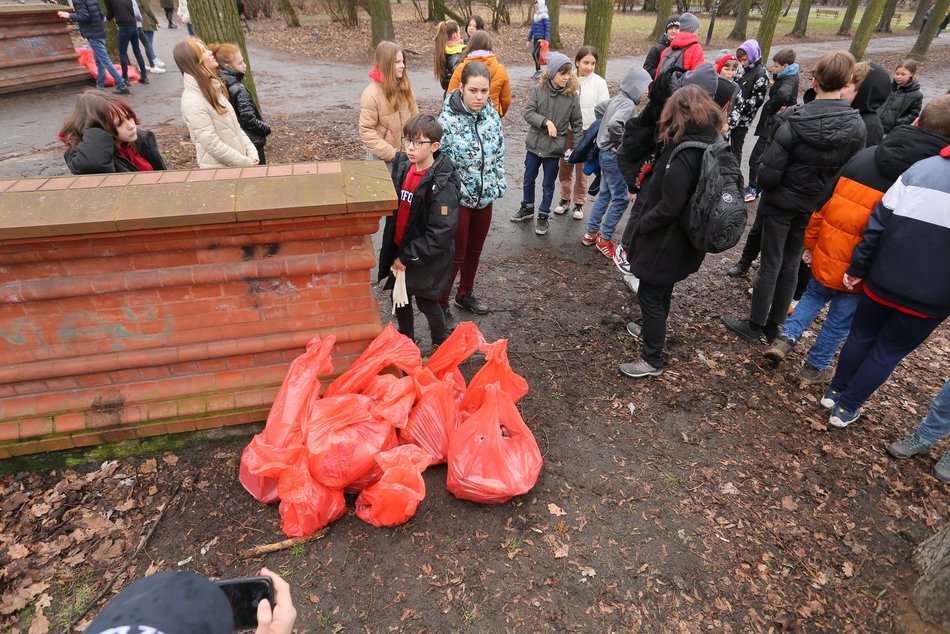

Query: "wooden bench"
(815, 8), (840, 19)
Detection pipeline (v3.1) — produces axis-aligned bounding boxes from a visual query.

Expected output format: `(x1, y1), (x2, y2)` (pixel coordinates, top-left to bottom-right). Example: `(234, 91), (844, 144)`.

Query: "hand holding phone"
(254, 568), (296, 634)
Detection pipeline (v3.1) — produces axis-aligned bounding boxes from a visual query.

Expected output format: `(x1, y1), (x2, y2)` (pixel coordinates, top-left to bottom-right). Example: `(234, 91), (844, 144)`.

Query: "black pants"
(164, 7), (174, 26)
(747, 135), (769, 189)
(531, 38), (542, 71)
(395, 296), (447, 345)
(794, 262), (811, 301)
(621, 189), (647, 254)
(637, 281), (674, 369)
(254, 142), (266, 165)
(730, 126), (748, 162)
(738, 210), (763, 266)
(750, 209), (809, 327)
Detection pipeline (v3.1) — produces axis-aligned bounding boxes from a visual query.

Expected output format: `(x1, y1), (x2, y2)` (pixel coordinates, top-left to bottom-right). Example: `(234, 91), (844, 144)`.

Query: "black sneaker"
(455, 293), (489, 315)
(721, 314), (765, 343)
(113, 86), (131, 95)
(442, 306), (458, 332)
(535, 214), (549, 235)
(139, 76), (149, 84)
(511, 204), (535, 222)
(727, 261), (751, 277)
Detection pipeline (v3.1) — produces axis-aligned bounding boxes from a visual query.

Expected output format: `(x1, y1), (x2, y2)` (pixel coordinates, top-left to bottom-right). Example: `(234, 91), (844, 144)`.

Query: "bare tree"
(909, 0), (933, 29)
(755, 0), (783, 62)
(837, 0), (860, 35)
(548, 0), (562, 48)
(584, 0), (613, 77)
(913, 523), (950, 628)
(650, 0), (674, 39)
(849, 0), (887, 58)
(369, 0), (395, 46)
(911, 0), (950, 56)
(790, 0), (812, 36)
(729, 0), (753, 39)
(875, 0), (899, 32)
(277, 0), (300, 26)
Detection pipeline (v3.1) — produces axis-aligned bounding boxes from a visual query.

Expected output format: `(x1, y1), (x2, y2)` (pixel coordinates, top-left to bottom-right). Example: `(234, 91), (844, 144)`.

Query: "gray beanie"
(681, 63), (718, 97)
(546, 51), (572, 74)
(679, 12), (700, 33)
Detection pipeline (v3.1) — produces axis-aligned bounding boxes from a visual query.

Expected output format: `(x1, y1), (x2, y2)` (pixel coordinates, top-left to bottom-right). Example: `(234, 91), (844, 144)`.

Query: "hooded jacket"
(218, 67), (271, 146)
(359, 67), (420, 162)
(63, 127), (166, 174)
(527, 1), (550, 41)
(578, 71), (610, 130)
(180, 74), (258, 168)
(446, 53), (512, 117)
(879, 79), (923, 134)
(847, 152), (950, 317)
(378, 151), (460, 300)
(754, 64), (800, 138)
(595, 67), (651, 151)
(851, 63), (891, 147)
(804, 124), (949, 292)
(438, 89), (507, 209)
(67, 0), (107, 40)
(654, 31), (705, 79)
(756, 98), (866, 216)
(728, 40), (769, 129)
(643, 33), (672, 79)
(523, 77), (583, 158)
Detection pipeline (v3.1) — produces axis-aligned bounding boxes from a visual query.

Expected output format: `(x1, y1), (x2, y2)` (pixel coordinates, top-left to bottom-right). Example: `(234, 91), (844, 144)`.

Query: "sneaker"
(535, 214), (550, 235)
(113, 86), (131, 94)
(613, 245), (629, 272)
(800, 363), (832, 384)
(553, 199), (569, 214)
(623, 273), (640, 293)
(147, 66), (166, 74)
(820, 386), (839, 409)
(625, 321), (641, 338)
(743, 186), (759, 203)
(581, 230), (600, 246)
(442, 306), (458, 332)
(727, 261), (750, 277)
(531, 70), (542, 79)
(154, 57), (166, 68)
(619, 358), (663, 378)
(596, 237), (616, 259)
(763, 335), (795, 363)
(455, 292), (489, 315)
(935, 450), (950, 483)
(571, 204), (584, 220)
(138, 76), (149, 84)
(886, 431), (933, 460)
(721, 314), (764, 343)
(511, 204), (535, 222)
(829, 405), (861, 428)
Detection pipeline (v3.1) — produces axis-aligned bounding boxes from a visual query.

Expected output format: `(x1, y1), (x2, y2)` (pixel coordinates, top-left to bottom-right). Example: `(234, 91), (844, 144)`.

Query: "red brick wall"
(0, 161), (395, 457)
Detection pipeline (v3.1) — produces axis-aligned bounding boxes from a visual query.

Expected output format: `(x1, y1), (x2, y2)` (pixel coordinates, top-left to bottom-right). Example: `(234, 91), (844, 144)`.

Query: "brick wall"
(0, 161), (396, 457)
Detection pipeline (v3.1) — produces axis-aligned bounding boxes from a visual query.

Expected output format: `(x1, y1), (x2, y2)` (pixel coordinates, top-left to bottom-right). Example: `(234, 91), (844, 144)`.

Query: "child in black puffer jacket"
(211, 43), (272, 164)
(879, 59), (923, 135)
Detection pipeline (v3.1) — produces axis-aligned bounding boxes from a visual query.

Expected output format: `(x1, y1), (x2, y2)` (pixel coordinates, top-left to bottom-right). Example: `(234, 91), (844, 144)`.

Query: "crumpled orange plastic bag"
(424, 322), (485, 385)
(447, 384), (543, 504)
(324, 324), (422, 397)
(459, 339), (529, 417)
(364, 375), (416, 429)
(240, 335), (336, 503)
(399, 368), (460, 464)
(277, 457), (347, 537)
(355, 445), (431, 527)
(304, 394), (397, 490)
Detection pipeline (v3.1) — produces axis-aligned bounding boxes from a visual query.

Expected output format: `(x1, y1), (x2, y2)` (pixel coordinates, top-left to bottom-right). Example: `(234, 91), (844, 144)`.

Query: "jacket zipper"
(473, 112), (485, 206)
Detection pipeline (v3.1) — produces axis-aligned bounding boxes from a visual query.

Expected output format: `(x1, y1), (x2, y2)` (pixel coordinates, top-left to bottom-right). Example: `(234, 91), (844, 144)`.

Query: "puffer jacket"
(438, 89), (507, 209)
(879, 79), (923, 134)
(756, 98), (866, 216)
(523, 78), (582, 158)
(595, 66), (651, 151)
(804, 124), (949, 292)
(728, 52), (769, 129)
(643, 34), (672, 79)
(218, 66), (271, 146)
(359, 68), (419, 162)
(654, 32), (704, 79)
(64, 127), (166, 174)
(440, 44), (464, 92)
(68, 0), (107, 39)
(754, 65), (799, 138)
(852, 63), (891, 147)
(180, 74), (258, 168)
(378, 152), (460, 300)
(446, 53), (512, 117)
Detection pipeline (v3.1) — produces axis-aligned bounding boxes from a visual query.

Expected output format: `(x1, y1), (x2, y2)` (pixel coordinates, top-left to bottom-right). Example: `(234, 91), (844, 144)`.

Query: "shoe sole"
(829, 411), (860, 428)
(572, 213), (584, 220)
(763, 348), (786, 363)
(511, 215), (535, 222)
(619, 366), (662, 378)
(625, 322), (641, 338)
(581, 235), (599, 246)
(886, 446), (930, 460)
(535, 225), (548, 235)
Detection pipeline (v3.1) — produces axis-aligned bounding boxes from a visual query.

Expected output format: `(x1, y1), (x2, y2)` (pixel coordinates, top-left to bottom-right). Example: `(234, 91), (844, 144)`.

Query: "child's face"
(200, 45), (218, 71)
(719, 66), (736, 81)
(552, 68), (571, 88)
(393, 52), (405, 80)
(894, 67), (912, 85)
(467, 19), (477, 37)
(771, 60), (788, 75)
(462, 75), (490, 112)
(113, 116), (138, 144)
(840, 80), (858, 104)
(666, 25), (680, 38)
(404, 136), (439, 164)
(737, 51), (750, 68)
(577, 54), (596, 77)
(229, 52), (247, 73)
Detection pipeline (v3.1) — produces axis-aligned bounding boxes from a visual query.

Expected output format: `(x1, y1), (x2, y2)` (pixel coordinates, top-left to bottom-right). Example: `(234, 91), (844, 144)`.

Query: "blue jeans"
(585, 149), (629, 242)
(117, 24), (147, 81)
(88, 38), (126, 89)
(782, 278), (860, 370)
(186, 22), (195, 35)
(918, 379), (950, 444)
(522, 151), (559, 216)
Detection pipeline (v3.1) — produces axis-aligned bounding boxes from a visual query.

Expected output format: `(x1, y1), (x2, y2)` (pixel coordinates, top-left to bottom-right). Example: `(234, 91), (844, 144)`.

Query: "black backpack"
(656, 42), (696, 83)
(667, 138), (747, 254)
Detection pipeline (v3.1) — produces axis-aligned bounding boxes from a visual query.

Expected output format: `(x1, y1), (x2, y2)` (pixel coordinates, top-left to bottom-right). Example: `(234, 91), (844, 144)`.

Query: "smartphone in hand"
(215, 576), (275, 629)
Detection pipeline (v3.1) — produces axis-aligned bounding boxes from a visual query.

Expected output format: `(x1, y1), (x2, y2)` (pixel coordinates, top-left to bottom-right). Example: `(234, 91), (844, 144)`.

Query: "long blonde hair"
(174, 37), (227, 115)
(433, 19), (460, 80)
(374, 41), (416, 112)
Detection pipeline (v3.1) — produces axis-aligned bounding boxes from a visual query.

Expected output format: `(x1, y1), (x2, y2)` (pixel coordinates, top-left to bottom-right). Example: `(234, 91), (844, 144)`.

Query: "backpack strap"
(666, 140), (711, 170)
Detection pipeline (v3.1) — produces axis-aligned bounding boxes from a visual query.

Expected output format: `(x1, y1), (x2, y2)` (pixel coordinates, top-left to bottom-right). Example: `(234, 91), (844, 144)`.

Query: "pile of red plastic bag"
(238, 323), (543, 536)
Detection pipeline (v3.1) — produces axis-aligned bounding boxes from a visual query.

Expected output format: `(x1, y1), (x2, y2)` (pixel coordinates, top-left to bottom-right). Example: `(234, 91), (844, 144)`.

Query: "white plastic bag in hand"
(391, 267), (409, 314)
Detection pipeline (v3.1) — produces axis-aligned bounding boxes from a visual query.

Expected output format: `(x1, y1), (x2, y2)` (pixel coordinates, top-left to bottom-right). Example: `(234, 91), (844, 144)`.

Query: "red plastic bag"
(364, 375), (416, 429)
(355, 445), (431, 527)
(447, 384), (543, 504)
(304, 394), (397, 490)
(458, 339), (528, 417)
(399, 368), (460, 464)
(76, 47), (141, 86)
(277, 457), (346, 537)
(325, 324), (422, 397)
(538, 39), (549, 65)
(424, 322), (484, 381)
(240, 335), (336, 503)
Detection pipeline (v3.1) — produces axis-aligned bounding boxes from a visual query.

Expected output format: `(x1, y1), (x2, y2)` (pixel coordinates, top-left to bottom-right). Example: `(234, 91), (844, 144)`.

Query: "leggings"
(442, 203), (492, 305)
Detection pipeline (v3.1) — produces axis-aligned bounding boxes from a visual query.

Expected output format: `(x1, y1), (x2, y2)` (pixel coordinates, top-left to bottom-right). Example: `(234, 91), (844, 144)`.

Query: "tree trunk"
(277, 0), (300, 26)
(99, 0), (118, 60)
(650, 0), (674, 39)
(755, 0), (783, 62)
(368, 0), (395, 46)
(191, 0), (261, 109)
(584, 0), (613, 77)
(790, 0), (812, 36)
(909, 0), (933, 29)
(729, 0), (753, 39)
(548, 0), (562, 48)
(642, 0), (658, 10)
(875, 0), (899, 31)
(911, 0), (950, 55)
(782, 0), (794, 17)
(428, 0), (445, 21)
(912, 523), (950, 628)
(837, 0), (860, 35)
(849, 0), (887, 58)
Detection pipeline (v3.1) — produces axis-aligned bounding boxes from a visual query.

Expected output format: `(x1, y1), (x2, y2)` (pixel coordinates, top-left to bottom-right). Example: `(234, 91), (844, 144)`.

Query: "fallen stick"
(240, 531), (326, 558)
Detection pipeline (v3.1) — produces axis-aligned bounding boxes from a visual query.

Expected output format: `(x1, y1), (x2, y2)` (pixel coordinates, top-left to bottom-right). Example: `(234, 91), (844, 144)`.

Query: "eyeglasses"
(403, 139), (433, 149)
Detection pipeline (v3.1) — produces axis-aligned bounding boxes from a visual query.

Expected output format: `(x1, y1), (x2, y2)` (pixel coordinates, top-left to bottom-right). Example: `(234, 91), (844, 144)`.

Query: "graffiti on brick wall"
(57, 306), (173, 351)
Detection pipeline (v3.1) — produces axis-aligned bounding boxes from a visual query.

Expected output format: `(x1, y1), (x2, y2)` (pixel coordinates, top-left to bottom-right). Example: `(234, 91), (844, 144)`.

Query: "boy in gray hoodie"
(582, 66), (652, 259)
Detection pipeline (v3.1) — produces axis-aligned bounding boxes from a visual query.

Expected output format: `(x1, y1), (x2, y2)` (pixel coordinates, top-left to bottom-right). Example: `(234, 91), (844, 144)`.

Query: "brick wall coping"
(0, 161), (395, 240)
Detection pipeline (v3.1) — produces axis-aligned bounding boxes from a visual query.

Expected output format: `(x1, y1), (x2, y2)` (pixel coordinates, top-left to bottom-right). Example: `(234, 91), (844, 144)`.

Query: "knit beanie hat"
(715, 53), (738, 75)
(546, 51), (572, 74)
(667, 14), (681, 29)
(681, 63), (718, 97)
(714, 77), (737, 108)
(679, 12), (700, 33)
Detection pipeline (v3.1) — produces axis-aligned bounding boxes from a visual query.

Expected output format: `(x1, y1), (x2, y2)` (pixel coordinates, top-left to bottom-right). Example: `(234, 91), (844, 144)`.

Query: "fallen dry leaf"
(27, 594), (51, 634)
(720, 482), (739, 495)
(163, 453), (179, 465)
(781, 496), (799, 512)
(8, 543), (29, 560)
(547, 503), (567, 517)
(139, 459), (158, 474)
(842, 561), (854, 578)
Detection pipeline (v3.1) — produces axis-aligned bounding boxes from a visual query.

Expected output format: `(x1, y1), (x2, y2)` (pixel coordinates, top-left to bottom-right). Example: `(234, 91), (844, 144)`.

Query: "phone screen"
(214, 576), (275, 629)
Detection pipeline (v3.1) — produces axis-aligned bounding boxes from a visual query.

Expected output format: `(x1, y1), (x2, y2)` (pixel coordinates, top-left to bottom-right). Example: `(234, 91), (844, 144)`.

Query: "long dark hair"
(658, 85), (724, 144)
(60, 89), (140, 148)
(462, 30), (492, 58)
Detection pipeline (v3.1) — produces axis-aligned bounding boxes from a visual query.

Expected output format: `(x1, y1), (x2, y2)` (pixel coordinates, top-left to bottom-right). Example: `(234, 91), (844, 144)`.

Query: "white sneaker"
(154, 58), (166, 68)
(571, 204), (583, 219)
(553, 199), (569, 214)
(147, 66), (166, 74)
(623, 274), (640, 293)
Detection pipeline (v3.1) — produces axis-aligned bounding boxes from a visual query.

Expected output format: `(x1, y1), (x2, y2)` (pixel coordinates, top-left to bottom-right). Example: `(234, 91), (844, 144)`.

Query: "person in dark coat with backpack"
(378, 115), (460, 349)
(643, 15), (680, 78)
(620, 86), (726, 378)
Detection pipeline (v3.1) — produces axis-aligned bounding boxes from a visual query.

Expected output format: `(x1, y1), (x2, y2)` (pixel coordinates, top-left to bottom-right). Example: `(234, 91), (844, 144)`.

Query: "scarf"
(777, 63), (799, 79)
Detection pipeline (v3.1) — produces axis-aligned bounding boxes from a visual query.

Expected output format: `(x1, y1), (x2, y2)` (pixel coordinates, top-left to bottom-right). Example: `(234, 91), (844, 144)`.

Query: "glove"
(391, 267), (409, 314)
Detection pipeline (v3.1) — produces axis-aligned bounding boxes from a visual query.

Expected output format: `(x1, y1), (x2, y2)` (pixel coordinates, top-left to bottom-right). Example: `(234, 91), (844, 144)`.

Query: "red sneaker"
(596, 237), (615, 259)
